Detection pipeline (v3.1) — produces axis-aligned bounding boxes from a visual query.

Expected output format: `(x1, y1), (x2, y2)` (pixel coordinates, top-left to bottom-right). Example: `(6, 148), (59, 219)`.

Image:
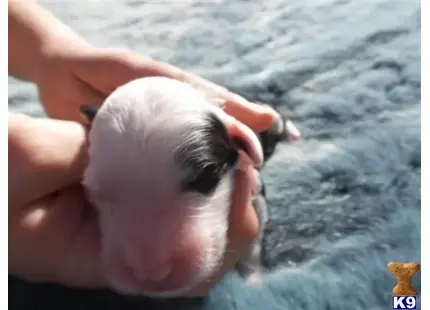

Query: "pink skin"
(285, 120), (301, 141)
(99, 195), (217, 294)
(82, 77), (263, 297)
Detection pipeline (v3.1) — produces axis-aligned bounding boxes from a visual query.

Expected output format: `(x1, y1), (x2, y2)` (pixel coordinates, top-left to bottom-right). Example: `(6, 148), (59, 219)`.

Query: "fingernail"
(285, 120), (302, 140)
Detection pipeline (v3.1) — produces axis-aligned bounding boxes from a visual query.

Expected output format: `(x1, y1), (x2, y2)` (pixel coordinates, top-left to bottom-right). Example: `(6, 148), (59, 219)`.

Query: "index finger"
(79, 49), (275, 133)
(148, 60), (275, 132)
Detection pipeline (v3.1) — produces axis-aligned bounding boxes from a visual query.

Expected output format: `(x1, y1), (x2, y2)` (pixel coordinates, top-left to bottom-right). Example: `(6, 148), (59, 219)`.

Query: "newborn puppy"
(81, 77), (297, 298)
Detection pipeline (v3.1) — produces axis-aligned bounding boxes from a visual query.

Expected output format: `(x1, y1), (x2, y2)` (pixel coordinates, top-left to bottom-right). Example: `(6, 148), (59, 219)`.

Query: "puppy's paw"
(244, 271), (264, 286)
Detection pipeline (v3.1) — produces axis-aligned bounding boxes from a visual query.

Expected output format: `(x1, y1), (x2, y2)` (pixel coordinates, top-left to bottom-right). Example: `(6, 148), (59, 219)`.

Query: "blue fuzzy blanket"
(9, 1), (421, 309)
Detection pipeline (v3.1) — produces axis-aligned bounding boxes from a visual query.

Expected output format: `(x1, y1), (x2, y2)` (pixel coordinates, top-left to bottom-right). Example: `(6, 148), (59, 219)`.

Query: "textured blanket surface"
(8, 1), (421, 309)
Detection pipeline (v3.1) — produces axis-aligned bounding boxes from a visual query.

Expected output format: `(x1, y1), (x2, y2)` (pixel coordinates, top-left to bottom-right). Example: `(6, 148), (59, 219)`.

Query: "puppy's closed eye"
(182, 163), (224, 195)
(177, 112), (238, 196)
(181, 146), (238, 195)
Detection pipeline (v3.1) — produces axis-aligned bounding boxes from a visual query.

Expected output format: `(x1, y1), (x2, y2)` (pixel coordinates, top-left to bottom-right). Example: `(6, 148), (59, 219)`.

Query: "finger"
(69, 48), (157, 96)
(69, 76), (108, 124)
(139, 59), (275, 132)
(185, 168), (258, 296)
(53, 186), (105, 288)
(72, 49), (274, 132)
(227, 168), (259, 244)
(8, 113), (89, 207)
(9, 184), (105, 288)
(221, 100), (274, 133)
(40, 71), (106, 124)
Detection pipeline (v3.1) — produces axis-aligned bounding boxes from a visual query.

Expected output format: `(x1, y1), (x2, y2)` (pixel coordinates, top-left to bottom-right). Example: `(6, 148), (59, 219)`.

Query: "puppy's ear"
(80, 105), (100, 124)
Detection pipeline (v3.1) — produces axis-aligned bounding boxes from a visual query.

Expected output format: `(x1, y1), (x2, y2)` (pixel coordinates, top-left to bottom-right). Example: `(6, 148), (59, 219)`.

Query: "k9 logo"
(392, 296), (417, 310)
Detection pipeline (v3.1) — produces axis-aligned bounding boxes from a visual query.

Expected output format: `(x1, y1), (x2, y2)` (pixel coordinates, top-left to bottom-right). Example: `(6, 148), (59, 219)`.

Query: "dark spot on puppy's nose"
(176, 112), (238, 195)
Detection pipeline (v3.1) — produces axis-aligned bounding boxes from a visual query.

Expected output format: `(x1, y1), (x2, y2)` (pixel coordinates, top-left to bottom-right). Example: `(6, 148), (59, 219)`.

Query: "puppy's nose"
(124, 241), (171, 281)
(123, 235), (206, 292)
(131, 263), (172, 283)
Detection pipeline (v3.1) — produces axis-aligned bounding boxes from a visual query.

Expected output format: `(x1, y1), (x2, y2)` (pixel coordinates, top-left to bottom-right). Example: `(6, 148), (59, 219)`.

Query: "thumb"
(9, 113), (89, 207)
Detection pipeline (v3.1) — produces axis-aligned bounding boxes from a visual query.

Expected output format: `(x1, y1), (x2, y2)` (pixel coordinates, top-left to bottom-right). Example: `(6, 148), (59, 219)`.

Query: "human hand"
(9, 0), (297, 296)
(8, 112), (259, 295)
(34, 41), (275, 132)
(10, 0), (274, 133)
(28, 41), (279, 295)
(8, 113), (101, 288)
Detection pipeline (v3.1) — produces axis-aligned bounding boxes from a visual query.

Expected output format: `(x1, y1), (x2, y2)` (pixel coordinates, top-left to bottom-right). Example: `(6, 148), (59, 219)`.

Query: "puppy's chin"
(101, 248), (208, 298)
(96, 180), (233, 297)
(100, 224), (226, 298)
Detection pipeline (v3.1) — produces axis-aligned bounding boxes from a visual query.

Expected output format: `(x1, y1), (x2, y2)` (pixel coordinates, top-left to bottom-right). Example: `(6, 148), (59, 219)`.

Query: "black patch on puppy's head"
(176, 112), (239, 195)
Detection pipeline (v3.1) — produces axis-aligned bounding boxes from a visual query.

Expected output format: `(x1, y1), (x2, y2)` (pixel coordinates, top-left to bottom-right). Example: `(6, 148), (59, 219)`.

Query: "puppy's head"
(81, 77), (263, 297)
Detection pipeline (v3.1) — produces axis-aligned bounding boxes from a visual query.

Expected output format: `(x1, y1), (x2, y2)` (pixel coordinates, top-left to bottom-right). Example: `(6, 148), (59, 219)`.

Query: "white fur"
(82, 77), (260, 297)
